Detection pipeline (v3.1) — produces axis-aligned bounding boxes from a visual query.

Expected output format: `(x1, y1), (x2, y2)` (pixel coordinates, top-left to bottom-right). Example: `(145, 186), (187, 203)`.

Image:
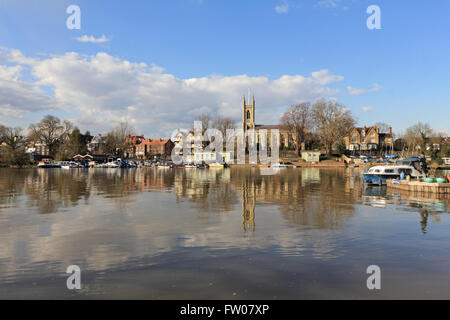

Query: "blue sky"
(0, 0), (449, 137)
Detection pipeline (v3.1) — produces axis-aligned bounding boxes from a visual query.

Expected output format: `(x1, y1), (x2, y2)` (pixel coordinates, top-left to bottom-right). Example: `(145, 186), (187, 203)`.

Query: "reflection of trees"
(8, 167), (445, 232)
(173, 169), (238, 214)
(24, 169), (90, 214)
(0, 167), (361, 230)
(0, 169), (27, 210)
(232, 167), (358, 230)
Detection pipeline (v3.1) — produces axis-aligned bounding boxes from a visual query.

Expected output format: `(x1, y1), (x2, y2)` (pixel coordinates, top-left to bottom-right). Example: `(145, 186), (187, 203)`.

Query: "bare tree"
(0, 126), (28, 166)
(281, 102), (312, 155)
(29, 115), (73, 158)
(374, 122), (391, 134)
(105, 121), (136, 157)
(213, 115), (236, 137)
(195, 113), (213, 135)
(405, 122), (433, 152)
(311, 100), (355, 154)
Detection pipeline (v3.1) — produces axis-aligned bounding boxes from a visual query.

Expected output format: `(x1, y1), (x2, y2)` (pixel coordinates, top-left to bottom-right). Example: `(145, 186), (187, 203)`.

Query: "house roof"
(255, 124), (288, 130)
(141, 139), (171, 146)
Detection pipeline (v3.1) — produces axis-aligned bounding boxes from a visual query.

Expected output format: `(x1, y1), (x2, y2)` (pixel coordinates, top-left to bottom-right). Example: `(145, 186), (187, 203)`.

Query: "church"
(241, 95), (294, 149)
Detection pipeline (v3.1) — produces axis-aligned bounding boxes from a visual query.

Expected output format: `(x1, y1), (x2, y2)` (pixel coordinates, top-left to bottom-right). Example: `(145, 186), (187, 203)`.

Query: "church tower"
(242, 95), (255, 132)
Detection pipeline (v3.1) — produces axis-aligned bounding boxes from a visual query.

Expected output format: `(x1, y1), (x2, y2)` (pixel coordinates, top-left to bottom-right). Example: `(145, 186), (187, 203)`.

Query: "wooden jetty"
(387, 179), (450, 194)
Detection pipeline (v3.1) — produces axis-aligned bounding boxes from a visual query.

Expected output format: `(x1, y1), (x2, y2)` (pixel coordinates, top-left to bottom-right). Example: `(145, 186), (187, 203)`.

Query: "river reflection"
(0, 167), (449, 299)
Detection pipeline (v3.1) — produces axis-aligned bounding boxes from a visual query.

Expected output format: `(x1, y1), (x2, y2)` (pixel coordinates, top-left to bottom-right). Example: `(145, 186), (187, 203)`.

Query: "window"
(385, 169), (394, 173)
(247, 110), (251, 120)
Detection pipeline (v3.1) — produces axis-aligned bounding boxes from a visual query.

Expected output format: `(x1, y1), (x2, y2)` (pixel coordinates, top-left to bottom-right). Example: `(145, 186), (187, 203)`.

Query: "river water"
(0, 167), (449, 299)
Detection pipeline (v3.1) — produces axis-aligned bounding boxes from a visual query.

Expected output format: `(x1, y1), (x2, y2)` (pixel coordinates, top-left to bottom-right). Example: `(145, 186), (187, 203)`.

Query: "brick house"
(125, 135), (145, 158)
(135, 138), (175, 159)
(344, 125), (394, 151)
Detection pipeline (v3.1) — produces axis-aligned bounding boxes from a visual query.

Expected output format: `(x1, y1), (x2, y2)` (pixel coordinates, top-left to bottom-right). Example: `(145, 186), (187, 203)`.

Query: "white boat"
(37, 161), (60, 168)
(363, 158), (427, 185)
(61, 161), (80, 169)
(106, 161), (120, 168)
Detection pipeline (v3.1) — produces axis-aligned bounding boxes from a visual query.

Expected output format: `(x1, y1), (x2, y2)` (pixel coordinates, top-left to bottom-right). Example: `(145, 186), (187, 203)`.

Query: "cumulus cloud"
(0, 48), (344, 137)
(312, 69), (344, 85)
(347, 83), (381, 96)
(275, 4), (289, 14)
(361, 106), (373, 112)
(75, 34), (111, 43)
(0, 58), (60, 119)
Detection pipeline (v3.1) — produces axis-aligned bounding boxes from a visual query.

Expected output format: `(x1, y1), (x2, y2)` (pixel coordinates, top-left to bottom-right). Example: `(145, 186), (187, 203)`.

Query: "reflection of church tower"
(242, 95), (255, 133)
(242, 180), (255, 232)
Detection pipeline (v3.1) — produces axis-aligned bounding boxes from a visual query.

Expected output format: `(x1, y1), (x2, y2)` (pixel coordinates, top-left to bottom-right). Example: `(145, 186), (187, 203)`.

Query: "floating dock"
(387, 179), (450, 194)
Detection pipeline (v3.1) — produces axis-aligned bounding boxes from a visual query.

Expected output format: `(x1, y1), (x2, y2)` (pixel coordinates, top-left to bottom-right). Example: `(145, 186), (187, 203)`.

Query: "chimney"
(389, 127), (392, 135)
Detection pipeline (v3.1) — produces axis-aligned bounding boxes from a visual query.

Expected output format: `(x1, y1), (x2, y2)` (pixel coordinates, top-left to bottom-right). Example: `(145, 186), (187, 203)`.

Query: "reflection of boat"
(272, 163), (288, 168)
(209, 162), (224, 168)
(363, 158), (427, 185)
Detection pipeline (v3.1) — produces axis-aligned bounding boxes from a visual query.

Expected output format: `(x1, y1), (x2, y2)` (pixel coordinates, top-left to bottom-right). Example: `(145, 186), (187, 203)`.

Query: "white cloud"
(275, 4), (289, 14)
(347, 83), (382, 96)
(75, 34), (111, 43)
(312, 69), (344, 85)
(318, 0), (340, 8)
(0, 54), (60, 119)
(0, 48), (344, 137)
(361, 106), (373, 112)
(435, 127), (450, 136)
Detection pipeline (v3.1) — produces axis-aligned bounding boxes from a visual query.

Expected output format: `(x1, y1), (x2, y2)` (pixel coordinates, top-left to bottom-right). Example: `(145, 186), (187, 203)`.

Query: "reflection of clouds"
(0, 167), (359, 284)
(3, 167), (447, 288)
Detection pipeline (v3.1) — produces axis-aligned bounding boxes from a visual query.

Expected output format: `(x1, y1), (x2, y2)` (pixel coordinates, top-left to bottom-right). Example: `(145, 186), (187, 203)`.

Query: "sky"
(0, 0), (449, 138)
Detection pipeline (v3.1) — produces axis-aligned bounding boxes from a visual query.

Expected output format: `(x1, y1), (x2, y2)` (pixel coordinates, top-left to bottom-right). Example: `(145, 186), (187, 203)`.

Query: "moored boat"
(37, 160), (61, 168)
(363, 158), (427, 185)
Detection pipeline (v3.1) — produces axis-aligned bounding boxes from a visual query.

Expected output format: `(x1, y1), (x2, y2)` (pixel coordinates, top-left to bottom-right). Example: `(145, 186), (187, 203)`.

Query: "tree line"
(0, 115), (136, 167)
(1, 102), (448, 166)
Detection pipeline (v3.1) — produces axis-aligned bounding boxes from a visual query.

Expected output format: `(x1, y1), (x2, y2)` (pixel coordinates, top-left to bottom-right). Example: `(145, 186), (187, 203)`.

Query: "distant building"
(125, 135), (145, 158)
(242, 96), (295, 149)
(302, 151), (321, 162)
(26, 141), (50, 157)
(425, 136), (448, 151)
(344, 125), (394, 152)
(193, 151), (232, 164)
(135, 138), (175, 159)
(87, 134), (107, 155)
